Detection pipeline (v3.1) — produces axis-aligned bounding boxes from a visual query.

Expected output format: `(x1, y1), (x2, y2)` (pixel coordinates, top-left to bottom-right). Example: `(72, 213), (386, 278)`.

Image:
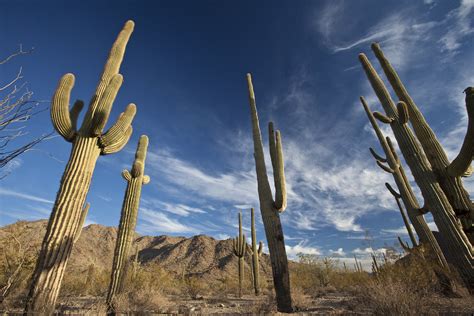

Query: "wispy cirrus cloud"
(0, 188), (53, 204)
(138, 207), (200, 234)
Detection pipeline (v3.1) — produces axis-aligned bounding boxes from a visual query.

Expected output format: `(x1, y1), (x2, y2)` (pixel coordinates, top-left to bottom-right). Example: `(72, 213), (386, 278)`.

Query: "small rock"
(218, 303), (225, 308)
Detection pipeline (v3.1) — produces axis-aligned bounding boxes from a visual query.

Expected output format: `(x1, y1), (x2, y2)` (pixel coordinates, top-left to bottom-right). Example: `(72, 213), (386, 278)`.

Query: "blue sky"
(1, 0), (473, 268)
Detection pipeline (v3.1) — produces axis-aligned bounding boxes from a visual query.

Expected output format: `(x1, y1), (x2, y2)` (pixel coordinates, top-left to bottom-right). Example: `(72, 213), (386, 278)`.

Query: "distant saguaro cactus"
(247, 207), (263, 295)
(25, 21), (136, 314)
(107, 135), (149, 310)
(233, 211), (247, 298)
(359, 44), (474, 287)
(246, 73), (292, 312)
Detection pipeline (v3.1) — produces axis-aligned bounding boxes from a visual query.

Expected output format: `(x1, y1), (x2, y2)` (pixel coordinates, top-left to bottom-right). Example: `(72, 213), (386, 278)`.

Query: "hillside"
(0, 220), (273, 283)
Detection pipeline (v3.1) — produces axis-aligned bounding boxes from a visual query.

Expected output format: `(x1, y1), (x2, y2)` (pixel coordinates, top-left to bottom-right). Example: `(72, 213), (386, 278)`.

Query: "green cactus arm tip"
(122, 169), (132, 181)
(51, 73), (76, 141)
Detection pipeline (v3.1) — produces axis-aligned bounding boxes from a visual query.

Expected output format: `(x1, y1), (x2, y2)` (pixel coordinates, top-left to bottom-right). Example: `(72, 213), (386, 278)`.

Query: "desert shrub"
(60, 265), (109, 298)
(351, 253), (467, 314)
(0, 224), (38, 309)
(291, 254), (341, 295)
(111, 261), (174, 313)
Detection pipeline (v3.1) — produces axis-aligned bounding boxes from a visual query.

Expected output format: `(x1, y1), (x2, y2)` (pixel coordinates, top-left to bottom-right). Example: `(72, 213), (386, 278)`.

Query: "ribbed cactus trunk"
(107, 135), (150, 310)
(359, 51), (474, 287)
(232, 212), (247, 298)
(361, 97), (448, 269)
(371, 44), (474, 243)
(24, 21), (137, 314)
(246, 74), (292, 312)
(250, 207), (263, 295)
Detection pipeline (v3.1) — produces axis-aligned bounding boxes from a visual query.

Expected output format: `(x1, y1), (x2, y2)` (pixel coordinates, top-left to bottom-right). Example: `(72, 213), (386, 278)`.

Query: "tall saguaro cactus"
(232, 212), (247, 298)
(107, 135), (150, 309)
(246, 73), (292, 312)
(248, 207), (263, 295)
(360, 97), (448, 269)
(370, 43), (474, 243)
(25, 21), (136, 314)
(359, 46), (474, 286)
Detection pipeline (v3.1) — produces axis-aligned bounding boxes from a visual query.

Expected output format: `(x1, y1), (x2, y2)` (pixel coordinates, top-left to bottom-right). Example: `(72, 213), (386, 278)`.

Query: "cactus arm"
(73, 203), (90, 243)
(274, 130), (287, 211)
(269, 122), (277, 172)
(385, 182), (401, 199)
(100, 103), (137, 149)
(373, 111), (393, 124)
(70, 100), (84, 133)
(81, 21), (134, 134)
(398, 236), (412, 252)
(448, 88), (474, 177)
(51, 74), (76, 141)
(101, 126), (133, 155)
(376, 160), (394, 174)
(397, 101), (409, 124)
(387, 185), (418, 247)
(122, 169), (132, 181)
(258, 241), (263, 255)
(90, 73), (124, 136)
(369, 147), (387, 163)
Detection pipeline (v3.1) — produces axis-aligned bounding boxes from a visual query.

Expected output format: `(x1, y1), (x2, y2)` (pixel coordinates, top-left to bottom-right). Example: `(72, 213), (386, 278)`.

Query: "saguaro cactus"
(371, 44), (474, 243)
(361, 97), (448, 269)
(247, 207), (263, 295)
(25, 21), (136, 314)
(359, 47), (474, 286)
(246, 73), (292, 312)
(107, 135), (149, 309)
(232, 212), (247, 298)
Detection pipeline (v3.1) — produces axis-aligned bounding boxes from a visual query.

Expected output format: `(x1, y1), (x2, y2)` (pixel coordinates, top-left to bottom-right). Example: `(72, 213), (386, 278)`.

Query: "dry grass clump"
(352, 254), (469, 315)
(110, 261), (173, 313)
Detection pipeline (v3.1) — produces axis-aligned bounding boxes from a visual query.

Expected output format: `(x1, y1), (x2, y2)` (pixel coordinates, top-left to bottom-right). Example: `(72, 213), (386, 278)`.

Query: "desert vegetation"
(0, 15), (473, 315)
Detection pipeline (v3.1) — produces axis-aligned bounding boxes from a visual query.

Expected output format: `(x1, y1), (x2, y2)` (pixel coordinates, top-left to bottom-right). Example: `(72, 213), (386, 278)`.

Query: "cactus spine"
(359, 48), (474, 287)
(107, 135), (149, 309)
(248, 207), (263, 295)
(232, 211), (247, 298)
(246, 74), (292, 312)
(24, 21), (136, 314)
